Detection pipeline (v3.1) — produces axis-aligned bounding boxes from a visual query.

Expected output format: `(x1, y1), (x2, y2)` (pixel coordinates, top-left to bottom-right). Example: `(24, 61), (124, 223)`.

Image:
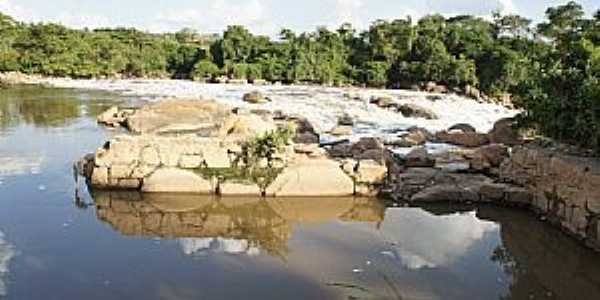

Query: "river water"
(0, 85), (599, 300)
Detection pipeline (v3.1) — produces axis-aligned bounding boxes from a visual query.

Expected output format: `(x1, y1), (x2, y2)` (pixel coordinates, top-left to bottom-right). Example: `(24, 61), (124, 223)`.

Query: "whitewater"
(38, 79), (518, 141)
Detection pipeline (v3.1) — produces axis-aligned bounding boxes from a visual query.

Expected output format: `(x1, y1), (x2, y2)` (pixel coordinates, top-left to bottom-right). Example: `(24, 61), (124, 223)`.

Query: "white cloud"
(333, 0), (364, 27)
(52, 12), (112, 29)
(0, 0), (35, 21)
(152, 0), (275, 35)
(498, 0), (518, 14)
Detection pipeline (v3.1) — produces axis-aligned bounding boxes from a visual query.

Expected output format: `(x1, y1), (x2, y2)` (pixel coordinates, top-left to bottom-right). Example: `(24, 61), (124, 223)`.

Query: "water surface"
(1, 86), (600, 300)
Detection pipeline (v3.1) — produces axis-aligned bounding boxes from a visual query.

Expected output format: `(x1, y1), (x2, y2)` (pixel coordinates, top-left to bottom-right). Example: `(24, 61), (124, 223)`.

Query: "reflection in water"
(0, 156), (42, 178)
(92, 192), (385, 258)
(0, 231), (15, 297)
(88, 192), (600, 300)
(479, 207), (600, 300)
(0, 85), (128, 131)
(377, 209), (498, 269)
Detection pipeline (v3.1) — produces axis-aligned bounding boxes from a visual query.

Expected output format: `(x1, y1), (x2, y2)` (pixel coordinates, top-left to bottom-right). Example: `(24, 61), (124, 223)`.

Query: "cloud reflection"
(179, 238), (260, 256)
(0, 231), (15, 297)
(379, 208), (499, 269)
(0, 156), (43, 178)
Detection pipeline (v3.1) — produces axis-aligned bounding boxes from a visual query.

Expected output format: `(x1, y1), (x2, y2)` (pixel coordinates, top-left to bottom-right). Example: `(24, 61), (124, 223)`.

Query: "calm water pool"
(0, 85), (599, 300)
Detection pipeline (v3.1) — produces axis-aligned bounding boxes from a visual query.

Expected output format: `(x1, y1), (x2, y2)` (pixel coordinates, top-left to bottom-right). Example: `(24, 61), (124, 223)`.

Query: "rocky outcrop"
(384, 140), (600, 251)
(123, 99), (232, 135)
(83, 100), (389, 197)
(499, 146), (600, 250)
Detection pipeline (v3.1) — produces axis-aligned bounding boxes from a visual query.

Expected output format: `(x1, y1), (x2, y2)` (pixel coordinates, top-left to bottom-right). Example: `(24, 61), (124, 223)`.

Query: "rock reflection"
(0, 231), (15, 297)
(0, 85), (124, 130)
(478, 207), (600, 300)
(91, 192), (385, 257)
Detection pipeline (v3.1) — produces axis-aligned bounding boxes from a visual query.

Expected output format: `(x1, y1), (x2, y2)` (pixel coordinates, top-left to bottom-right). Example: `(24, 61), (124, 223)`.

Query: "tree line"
(0, 2), (598, 151)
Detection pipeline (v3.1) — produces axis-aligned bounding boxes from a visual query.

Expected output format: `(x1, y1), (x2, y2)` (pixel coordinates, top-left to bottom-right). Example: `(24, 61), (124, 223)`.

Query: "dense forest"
(0, 1), (598, 151)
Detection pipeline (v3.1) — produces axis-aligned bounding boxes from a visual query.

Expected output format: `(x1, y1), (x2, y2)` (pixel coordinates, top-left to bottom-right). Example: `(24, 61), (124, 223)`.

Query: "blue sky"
(0, 0), (598, 35)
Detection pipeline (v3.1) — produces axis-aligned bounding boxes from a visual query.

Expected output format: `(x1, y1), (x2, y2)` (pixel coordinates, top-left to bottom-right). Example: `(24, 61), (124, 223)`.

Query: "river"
(0, 85), (599, 300)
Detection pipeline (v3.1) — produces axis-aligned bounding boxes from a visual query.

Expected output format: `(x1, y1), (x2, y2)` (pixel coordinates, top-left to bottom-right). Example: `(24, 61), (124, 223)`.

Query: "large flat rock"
(266, 159), (354, 197)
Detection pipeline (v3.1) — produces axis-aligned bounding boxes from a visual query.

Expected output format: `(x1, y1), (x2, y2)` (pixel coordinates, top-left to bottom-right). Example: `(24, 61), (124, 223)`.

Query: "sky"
(0, 0), (598, 36)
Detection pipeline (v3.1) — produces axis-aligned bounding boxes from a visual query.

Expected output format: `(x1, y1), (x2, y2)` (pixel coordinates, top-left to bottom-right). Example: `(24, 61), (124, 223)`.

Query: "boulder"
(96, 106), (120, 127)
(423, 81), (448, 93)
(289, 117), (320, 144)
(398, 103), (438, 120)
(243, 91), (270, 104)
(355, 160), (388, 184)
(141, 168), (215, 193)
(479, 183), (508, 201)
(252, 79), (268, 85)
(384, 127), (430, 147)
(218, 114), (277, 141)
(351, 137), (385, 163)
(434, 152), (471, 172)
(338, 113), (354, 126)
(370, 96), (395, 108)
(124, 99), (231, 135)
(504, 186), (533, 205)
(404, 147), (435, 168)
(327, 141), (353, 158)
(489, 118), (521, 146)
(266, 159), (354, 196)
(293, 132), (320, 144)
(411, 184), (479, 203)
(478, 144), (510, 167)
(330, 125), (353, 136)
(228, 79), (248, 85)
(464, 85), (481, 99)
(436, 131), (490, 148)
